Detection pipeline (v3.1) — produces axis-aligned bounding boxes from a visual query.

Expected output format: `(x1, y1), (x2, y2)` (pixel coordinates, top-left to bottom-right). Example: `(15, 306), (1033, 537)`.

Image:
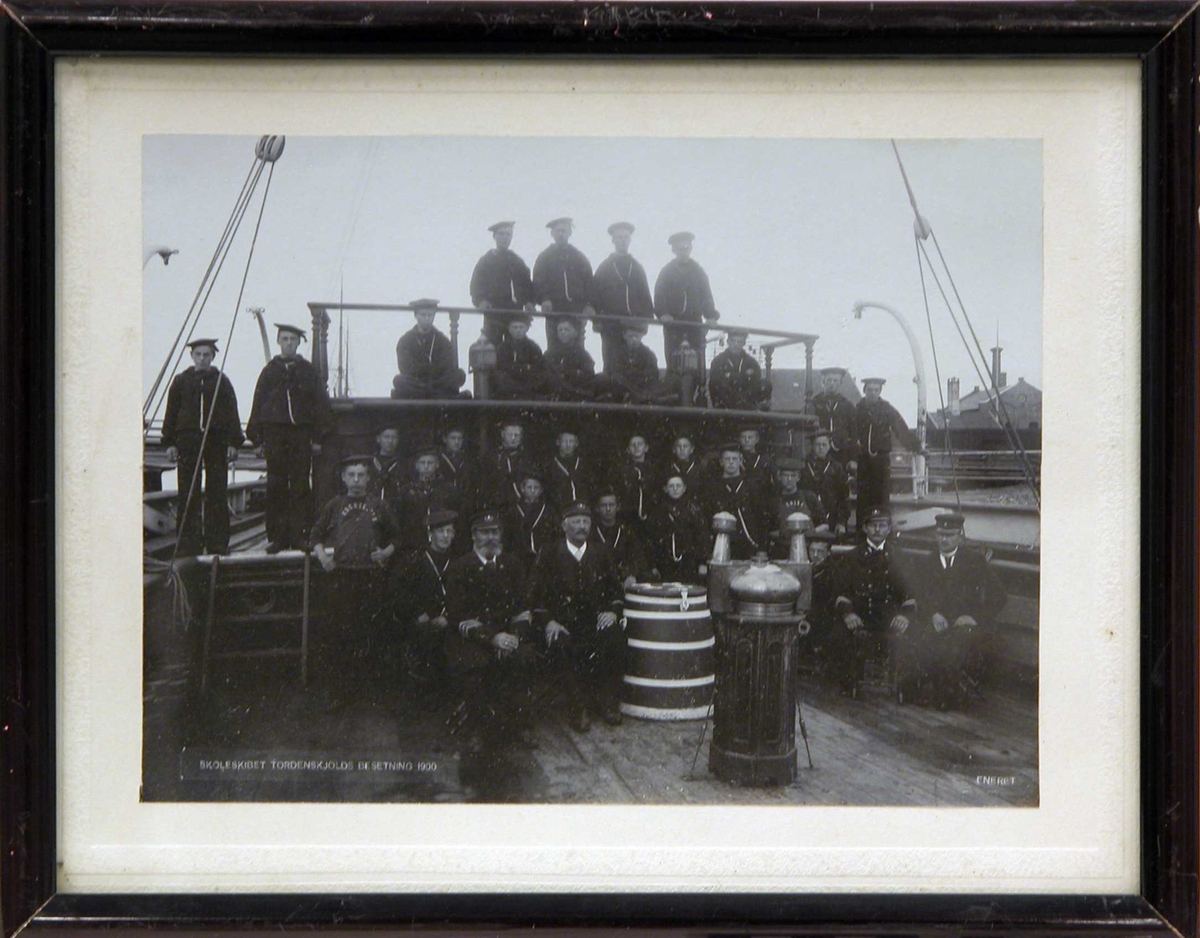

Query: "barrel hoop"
(623, 610), (711, 621)
(627, 637), (716, 651)
(620, 702), (713, 721)
(625, 591), (708, 603)
(623, 674), (715, 688)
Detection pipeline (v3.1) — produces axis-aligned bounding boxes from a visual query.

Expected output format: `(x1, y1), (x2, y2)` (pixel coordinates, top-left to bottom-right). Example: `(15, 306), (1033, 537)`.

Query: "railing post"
(803, 339), (815, 410)
(448, 310), (460, 367)
(309, 304), (330, 388)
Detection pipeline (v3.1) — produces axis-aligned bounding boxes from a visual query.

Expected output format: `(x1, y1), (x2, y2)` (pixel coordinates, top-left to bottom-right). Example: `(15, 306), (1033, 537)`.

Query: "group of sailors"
(392, 219), (771, 410)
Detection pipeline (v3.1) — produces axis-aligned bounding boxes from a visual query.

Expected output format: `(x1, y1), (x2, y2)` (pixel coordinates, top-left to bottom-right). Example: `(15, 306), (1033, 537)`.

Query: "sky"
(143, 135), (1041, 424)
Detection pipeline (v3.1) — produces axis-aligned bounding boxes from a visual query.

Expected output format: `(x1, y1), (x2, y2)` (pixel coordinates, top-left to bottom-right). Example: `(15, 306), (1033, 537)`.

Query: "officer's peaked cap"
(562, 501), (592, 520)
(863, 506), (893, 523)
(470, 509), (504, 530)
(935, 512), (966, 532)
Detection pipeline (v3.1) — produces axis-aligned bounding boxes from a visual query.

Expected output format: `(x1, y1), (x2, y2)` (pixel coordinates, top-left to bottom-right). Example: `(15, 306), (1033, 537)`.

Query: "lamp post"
(851, 301), (928, 498)
(672, 339), (700, 406)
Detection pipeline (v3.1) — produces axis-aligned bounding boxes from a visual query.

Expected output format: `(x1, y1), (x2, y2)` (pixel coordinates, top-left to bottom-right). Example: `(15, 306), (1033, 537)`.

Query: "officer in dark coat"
(853, 377), (920, 524)
(162, 338), (245, 556)
(704, 442), (773, 560)
(708, 327), (771, 411)
(589, 221), (654, 373)
(592, 488), (649, 587)
(802, 430), (851, 534)
(654, 231), (719, 385)
(532, 217), (594, 351)
(811, 367), (857, 465)
(444, 509), (537, 752)
(530, 502), (626, 730)
(392, 298), (467, 400)
(393, 509), (458, 700)
(469, 221), (535, 345)
(246, 323), (328, 553)
(911, 513), (1007, 708)
(826, 506), (917, 696)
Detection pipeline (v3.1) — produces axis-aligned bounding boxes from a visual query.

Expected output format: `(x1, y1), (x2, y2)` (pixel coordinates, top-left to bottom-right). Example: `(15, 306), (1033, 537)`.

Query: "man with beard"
(246, 323), (328, 554)
(393, 509), (458, 702)
(811, 367), (856, 465)
(704, 442), (772, 560)
(589, 221), (654, 373)
(647, 474), (709, 584)
(393, 445), (462, 553)
(826, 506), (917, 697)
(469, 221), (535, 345)
(392, 298), (467, 400)
(654, 231), (720, 385)
(592, 488), (649, 588)
(532, 217), (594, 351)
(911, 512), (1007, 709)
(854, 376), (921, 522)
(529, 502), (626, 731)
(163, 338), (244, 556)
(708, 327), (771, 411)
(444, 509), (537, 753)
(802, 430), (851, 535)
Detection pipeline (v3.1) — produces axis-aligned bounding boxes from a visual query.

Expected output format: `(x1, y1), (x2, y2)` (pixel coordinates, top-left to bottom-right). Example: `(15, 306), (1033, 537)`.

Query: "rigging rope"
(144, 158), (268, 438)
(171, 161), (279, 566)
(143, 154), (261, 419)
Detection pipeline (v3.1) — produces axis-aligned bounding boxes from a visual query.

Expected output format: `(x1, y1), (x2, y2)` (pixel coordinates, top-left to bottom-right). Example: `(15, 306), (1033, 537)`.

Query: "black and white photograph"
(141, 132), (1041, 808)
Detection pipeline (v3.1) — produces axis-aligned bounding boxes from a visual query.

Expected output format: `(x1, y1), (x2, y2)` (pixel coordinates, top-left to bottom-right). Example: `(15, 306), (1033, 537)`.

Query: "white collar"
(940, 548), (959, 568)
(566, 539), (588, 561)
(474, 549), (500, 565)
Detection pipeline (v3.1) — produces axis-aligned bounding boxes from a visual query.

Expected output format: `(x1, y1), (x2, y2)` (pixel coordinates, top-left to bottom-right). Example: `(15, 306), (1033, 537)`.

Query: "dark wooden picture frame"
(1, 2), (1196, 935)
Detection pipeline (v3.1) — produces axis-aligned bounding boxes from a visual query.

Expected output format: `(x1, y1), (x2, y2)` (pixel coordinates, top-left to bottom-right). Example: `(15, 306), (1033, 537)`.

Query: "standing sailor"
(589, 222), (654, 373)
(162, 338), (244, 556)
(532, 217), (594, 351)
(470, 221), (536, 346)
(654, 231), (719, 385)
(246, 323), (328, 554)
(811, 367), (856, 465)
(853, 377), (920, 523)
(802, 430), (850, 535)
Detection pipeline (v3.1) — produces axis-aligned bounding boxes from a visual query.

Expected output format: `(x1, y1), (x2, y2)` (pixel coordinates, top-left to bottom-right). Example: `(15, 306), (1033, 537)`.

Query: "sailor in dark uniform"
(802, 430), (850, 535)
(547, 426), (595, 511)
(368, 425), (407, 507)
(162, 338), (244, 556)
(646, 473), (710, 584)
(811, 367), (856, 465)
(704, 442), (772, 560)
(544, 318), (618, 402)
(668, 432), (707, 499)
(529, 502), (626, 731)
(616, 431), (657, 531)
(826, 506), (917, 696)
(393, 445), (463, 553)
(853, 377), (920, 523)
(738, 424), (773, 482)
(492, 313), (550, 400)
(771, 456), (827, 553)
(504, 467), (556, 566)
(444, 509), (537, 753)
(392, 298), (467, 400)
(589, 221), (654, 373)
(610, 322), (677, 405)
(654, 231), (720, 385)
(469, 221), (535, 345)
(911, 512), (1007, 709)
(246, 323), (328, 554)
(798, 529), (839, 667)
(485, 418), (535, 509)
(532, 216), (594, 351)
(592, 488), (649, 587)
(438, 422), (476, 514)
(708, 327), (771, 411)
(393, 509), (458, 700)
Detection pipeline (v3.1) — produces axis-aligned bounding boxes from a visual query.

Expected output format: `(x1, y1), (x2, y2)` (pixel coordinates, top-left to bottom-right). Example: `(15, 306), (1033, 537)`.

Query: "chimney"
(948, 377), (960, 416)
(990, 345), (1006, 390)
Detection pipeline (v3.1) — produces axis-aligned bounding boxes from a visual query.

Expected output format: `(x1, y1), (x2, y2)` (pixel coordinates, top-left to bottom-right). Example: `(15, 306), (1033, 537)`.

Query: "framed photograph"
(2, 2), (1196, 935)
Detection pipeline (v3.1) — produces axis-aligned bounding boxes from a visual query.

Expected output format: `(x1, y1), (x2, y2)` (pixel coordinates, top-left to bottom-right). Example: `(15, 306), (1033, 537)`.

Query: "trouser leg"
(174, 443), (203, 557)
(201, 443), (231, 554)
(283, 427), (314, 548)
(262, 426), (291, 545)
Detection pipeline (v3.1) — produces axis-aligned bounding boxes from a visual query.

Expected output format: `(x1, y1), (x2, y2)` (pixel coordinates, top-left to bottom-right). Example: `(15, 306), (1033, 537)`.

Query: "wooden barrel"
(621, 583), (715, 721)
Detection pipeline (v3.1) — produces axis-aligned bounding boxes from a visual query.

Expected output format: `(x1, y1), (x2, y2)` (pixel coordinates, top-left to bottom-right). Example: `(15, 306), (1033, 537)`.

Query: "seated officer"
(310, 455), (400, 707)
(704, 442), (772, 560)
(529, 502), (626, 731)
(392, 298), (468, 400)
(393, 509), (458, 701)
(708, 326), (771, 411)
(826, 506), (917, 697)
(911, 512), (1007, 709)
(444, 509), (537, 754)
(591, 487), (649, 587)
(610, 322), (677, 405)
(493, 313), (551, 400)
(504, 467), (556, 566)
(543, 318), (618, 402)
